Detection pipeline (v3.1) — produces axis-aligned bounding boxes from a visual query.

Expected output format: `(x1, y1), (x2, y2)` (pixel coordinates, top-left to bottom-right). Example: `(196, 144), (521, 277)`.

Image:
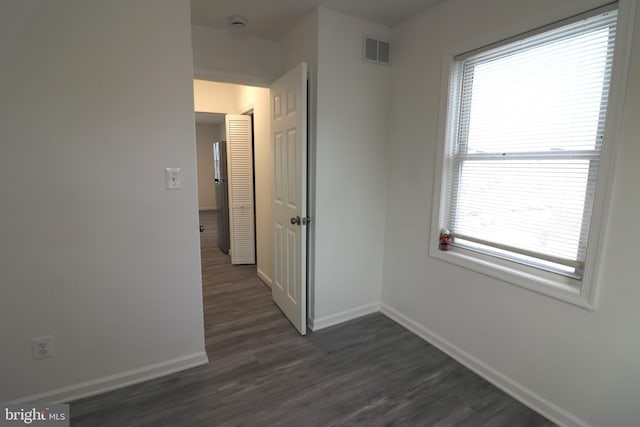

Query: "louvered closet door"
(225, 114), (255, 265)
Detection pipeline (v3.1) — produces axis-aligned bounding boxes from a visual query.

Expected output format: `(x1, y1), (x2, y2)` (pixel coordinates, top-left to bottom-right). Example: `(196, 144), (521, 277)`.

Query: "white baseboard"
(198, 206), (217, 211)
(8, 351), (209, 405)
(379, 304), (586, 427)
(257, 268), (272, 288)
(309, 302), (380, 331)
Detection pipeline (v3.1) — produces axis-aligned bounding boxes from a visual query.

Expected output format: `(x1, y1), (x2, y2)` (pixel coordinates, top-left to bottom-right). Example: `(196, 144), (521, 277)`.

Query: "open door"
(225, 114), (256, 265)
(271, 63), (308, 335)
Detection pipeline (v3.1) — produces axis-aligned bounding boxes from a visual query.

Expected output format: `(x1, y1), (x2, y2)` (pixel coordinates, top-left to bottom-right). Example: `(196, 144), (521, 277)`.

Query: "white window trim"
(429, 0), (636, 309)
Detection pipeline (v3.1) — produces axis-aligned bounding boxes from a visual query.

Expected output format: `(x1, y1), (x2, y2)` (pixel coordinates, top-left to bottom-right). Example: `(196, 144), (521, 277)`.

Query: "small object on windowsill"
(439, 228), (452, 251)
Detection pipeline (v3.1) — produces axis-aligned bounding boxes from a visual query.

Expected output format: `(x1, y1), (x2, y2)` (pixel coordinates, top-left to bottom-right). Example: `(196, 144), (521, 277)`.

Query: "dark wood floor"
(70, 210), (555, 426)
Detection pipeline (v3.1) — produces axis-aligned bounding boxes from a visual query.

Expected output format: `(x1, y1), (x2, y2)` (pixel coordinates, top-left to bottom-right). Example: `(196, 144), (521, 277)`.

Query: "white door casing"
(225, 114), (256, 265)
(271, 63), (308, 335)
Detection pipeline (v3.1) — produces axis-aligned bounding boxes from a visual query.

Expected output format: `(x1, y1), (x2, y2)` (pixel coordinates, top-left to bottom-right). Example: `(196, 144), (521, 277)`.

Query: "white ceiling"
(190, 0), (444, 41)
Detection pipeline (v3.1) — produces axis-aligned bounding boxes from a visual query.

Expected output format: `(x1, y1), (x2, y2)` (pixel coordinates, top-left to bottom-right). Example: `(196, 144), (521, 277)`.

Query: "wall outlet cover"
(32, 335), (54, 360)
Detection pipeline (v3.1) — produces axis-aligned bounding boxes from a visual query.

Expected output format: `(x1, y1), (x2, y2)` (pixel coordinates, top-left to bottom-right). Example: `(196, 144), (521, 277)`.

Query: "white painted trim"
(239, 103), (255, 116)
(309, 303), (380, 331)
(257, 268), (272, 288)
(380, 304), (588, 427)
(198, 206), (217, 211)
(193, 67), (271, 88)
(583, 0), (637, 307)
(8, 352), (209, 405)
(430, 248), (591, 309)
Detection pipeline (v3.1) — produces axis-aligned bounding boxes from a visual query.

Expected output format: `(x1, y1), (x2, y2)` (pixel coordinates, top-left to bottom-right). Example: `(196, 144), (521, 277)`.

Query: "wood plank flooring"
(69, 210), (555, 426)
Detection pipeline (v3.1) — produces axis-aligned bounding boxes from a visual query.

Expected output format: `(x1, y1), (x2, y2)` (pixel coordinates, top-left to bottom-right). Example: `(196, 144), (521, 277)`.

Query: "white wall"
(192, 25), (281, 86)
(195, 122), (219, 210)
(215, 123), (226, 141)
(193, 80), (240, 113)
(382, 0), (640, 425)
(0, 0), (206, 403)
(282, 9), (319, 74)
(311, 8), (391, 327)
(193, 80), (274, 285)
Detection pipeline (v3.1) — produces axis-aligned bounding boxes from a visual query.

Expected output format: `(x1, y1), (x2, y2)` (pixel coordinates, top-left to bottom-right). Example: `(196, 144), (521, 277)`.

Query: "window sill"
(429, 244), (593, 310)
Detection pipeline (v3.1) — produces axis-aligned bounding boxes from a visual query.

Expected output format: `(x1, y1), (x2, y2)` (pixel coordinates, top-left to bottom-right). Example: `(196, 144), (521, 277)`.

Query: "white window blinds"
(443, 5), (617, 278)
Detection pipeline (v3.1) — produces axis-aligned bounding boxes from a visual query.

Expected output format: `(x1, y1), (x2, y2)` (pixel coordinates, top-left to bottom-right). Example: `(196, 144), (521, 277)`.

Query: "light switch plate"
(165, 168), (181, 190)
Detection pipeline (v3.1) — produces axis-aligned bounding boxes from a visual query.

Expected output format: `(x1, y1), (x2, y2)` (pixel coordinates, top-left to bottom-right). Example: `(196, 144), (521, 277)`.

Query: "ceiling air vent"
(363, 35), (391, 65)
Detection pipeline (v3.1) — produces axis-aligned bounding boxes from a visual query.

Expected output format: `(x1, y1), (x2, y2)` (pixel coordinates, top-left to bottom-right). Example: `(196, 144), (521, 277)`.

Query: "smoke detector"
(228, 15), (248, 31)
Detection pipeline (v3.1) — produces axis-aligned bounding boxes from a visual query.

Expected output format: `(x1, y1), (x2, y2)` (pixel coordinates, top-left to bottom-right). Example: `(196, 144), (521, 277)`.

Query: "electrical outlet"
(32, 335), (54, 360)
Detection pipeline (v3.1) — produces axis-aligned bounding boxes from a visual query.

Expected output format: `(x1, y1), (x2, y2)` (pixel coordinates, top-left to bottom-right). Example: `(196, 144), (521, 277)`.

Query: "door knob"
(290, 216), (301, 225)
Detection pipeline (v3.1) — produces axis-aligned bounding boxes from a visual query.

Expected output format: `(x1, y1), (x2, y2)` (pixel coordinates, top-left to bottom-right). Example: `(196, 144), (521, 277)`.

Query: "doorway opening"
(195, 110), (279, 357)
(193, 65), (310, 348)
(193, 82), (285, 357)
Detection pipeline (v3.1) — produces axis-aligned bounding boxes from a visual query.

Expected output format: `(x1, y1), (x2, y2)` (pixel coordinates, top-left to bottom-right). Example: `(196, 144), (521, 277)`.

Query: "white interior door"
(271, 63), (308, 335)
(225, 114), (256, 265)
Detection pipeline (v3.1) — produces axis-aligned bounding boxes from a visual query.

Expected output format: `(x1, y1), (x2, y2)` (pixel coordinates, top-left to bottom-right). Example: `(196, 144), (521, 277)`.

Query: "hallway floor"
(198, 210), (300, 360)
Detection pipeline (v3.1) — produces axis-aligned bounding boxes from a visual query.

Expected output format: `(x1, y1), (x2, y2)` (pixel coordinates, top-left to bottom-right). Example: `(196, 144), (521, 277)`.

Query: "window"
(434, 4), (628, 305)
